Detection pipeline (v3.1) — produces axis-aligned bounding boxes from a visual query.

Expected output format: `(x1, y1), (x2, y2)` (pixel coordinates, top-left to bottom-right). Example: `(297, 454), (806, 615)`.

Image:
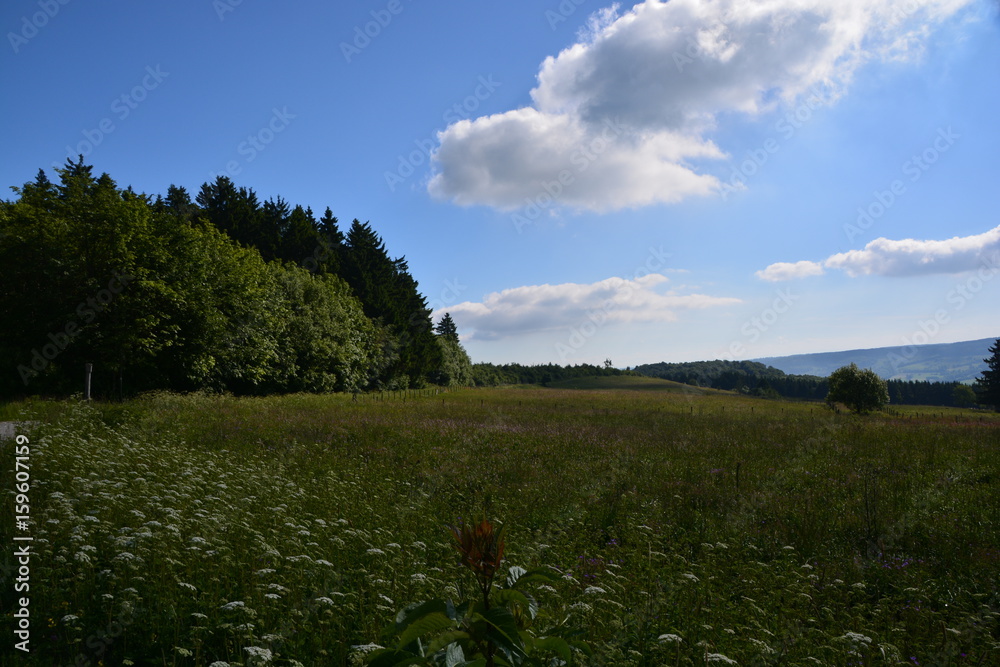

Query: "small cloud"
(756, 260), (825, 282)
(438, 274), (740, 340)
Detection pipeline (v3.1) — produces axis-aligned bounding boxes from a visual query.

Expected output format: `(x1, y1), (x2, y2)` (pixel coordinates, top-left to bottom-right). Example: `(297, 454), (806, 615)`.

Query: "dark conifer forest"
(0, 160), (472, 398)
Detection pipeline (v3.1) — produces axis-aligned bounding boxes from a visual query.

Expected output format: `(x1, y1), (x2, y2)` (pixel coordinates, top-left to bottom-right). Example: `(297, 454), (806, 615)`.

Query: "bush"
(826, 363), (889, 414)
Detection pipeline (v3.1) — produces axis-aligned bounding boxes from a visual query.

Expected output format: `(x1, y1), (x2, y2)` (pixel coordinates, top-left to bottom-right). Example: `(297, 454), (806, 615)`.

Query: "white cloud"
(437, 274), (740, 340)
(756, 260), (825, 282)
(428, 109), (723, 212)
(824, 225), (1000, 277)
(757, 225), (1000, 280)
(430, 0), (975, 213)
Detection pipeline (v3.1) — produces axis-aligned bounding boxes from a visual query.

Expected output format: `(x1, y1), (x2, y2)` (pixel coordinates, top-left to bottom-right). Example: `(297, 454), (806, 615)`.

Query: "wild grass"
(2, 387), (998, 665)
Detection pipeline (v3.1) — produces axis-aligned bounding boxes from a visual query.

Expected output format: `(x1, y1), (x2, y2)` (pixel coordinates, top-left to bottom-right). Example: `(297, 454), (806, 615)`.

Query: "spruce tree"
(975, 339), (1000, 411)
(314, 208), (344, 275)
(435, 313), (460, 342)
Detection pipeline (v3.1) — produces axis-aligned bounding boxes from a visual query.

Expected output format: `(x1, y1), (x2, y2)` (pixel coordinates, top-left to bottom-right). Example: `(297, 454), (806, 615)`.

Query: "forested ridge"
(0, 159), (472, 398)
(634, 359), (981, 407)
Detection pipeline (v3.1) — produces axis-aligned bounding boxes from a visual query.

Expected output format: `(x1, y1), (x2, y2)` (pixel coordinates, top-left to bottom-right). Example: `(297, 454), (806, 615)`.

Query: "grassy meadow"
(2, 382), (999, 666)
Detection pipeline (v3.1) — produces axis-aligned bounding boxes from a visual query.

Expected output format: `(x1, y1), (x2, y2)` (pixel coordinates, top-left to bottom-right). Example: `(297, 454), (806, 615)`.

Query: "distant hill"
(755, 337), (996, 382)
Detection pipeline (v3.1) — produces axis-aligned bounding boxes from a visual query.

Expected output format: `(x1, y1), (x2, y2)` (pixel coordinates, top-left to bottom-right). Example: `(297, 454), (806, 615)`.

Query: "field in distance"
(3, 385), (998, 665)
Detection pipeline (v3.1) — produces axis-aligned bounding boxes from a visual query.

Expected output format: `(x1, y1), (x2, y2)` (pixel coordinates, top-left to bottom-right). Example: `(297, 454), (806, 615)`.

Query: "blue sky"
(3, 0), (999, 368)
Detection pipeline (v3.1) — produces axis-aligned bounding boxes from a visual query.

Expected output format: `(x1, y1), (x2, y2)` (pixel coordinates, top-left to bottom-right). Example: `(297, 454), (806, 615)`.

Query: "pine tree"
(313, 207), (344, 275)
(162, 185), (198, 222)
(975, 339), (1000, 411)
(280, 205), (319, 263)
(435, 313), (459, 343)
(196, 177), (261, 247)
(256, 197), (290, 261)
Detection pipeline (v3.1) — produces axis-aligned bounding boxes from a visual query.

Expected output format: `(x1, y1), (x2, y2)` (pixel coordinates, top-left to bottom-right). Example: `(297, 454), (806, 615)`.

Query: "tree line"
(633, 359), (988, 407)
(469, 362), (630, 387)
(0, 159), (472, 398)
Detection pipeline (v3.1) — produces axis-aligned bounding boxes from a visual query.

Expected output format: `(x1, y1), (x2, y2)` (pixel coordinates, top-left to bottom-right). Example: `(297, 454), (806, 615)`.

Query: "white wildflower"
(706, 653), (738, 665)
(658, 633), (683, 643)
(244, 646), (272, 665)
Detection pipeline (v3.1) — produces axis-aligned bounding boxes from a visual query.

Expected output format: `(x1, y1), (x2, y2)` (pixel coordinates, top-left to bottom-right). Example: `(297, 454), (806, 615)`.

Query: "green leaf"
(533, 636), (572, 664)
(478, 607), (526, 660)
(507, 568), (560, 590)
(365, 648), (427, 667)
(424, 630), (472, 655)
(396, 599), (449, 631)
(505, 565), (527, 588)
(397, 612), (455, 650)
(493, 588), (538, 621)
(444, 642), (466, 667)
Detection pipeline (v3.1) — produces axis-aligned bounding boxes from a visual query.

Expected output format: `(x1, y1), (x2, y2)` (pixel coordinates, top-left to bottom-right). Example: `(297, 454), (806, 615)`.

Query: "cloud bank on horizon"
(757, 225), (1000, 280)
(428, 0), (977, 213)
(437, 274), (740, 341)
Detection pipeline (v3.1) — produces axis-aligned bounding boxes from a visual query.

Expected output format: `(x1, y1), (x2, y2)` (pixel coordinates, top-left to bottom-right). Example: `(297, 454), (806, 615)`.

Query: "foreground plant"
(367, 518), (588, 667)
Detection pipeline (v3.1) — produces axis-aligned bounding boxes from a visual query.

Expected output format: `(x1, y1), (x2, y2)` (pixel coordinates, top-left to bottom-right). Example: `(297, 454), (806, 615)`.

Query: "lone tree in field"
(974, 338), (1000, 411)
(826, 363), (889, 414)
